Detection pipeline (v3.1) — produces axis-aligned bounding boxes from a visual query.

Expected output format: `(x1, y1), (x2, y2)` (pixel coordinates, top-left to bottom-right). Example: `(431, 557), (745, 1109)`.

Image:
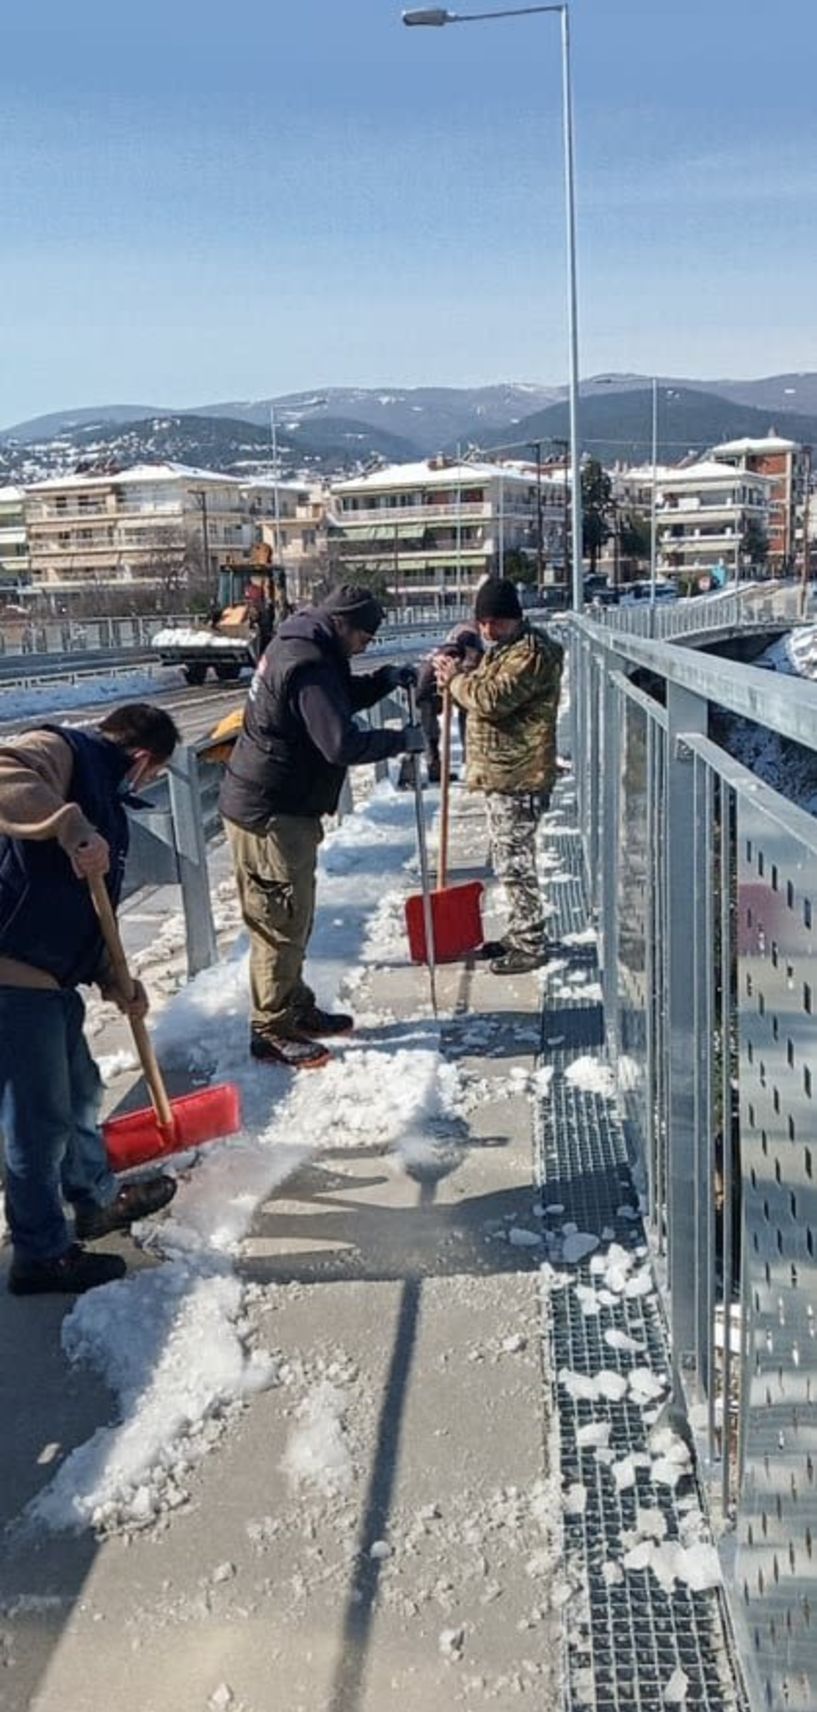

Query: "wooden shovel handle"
(438, 686), (452, 892)
(88, 873), (175, 1133)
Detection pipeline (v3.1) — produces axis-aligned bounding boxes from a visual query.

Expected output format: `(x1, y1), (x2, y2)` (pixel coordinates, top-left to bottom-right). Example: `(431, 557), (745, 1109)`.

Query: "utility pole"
(800, 444), (812, 618)
(532, 438), (544, 585)
(193, 490), (212, 593)
(455, 442), (463, 611)
(269, 407), (282, 564)
(552, 437), (570, 586)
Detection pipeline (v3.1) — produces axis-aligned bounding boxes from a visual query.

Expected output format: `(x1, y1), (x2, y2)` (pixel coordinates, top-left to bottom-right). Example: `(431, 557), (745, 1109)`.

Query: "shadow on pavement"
(0, 1274), (117, 1709)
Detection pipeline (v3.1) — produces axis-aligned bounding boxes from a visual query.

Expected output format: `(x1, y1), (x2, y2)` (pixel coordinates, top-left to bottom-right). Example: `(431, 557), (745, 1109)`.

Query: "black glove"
(383, 663), (418, 691)
(401, 725), (425, 754)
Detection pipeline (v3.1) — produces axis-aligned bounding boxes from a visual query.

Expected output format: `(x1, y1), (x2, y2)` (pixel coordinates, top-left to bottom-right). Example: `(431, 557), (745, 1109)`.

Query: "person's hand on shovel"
(116, 978), (150, 1024)
(70, 833), (110, 880)
(433, 653), (459, 691)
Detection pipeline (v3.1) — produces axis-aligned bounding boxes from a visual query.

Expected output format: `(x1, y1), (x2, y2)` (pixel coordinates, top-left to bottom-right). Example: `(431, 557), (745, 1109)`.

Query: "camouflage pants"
(484, 790), (549, 953)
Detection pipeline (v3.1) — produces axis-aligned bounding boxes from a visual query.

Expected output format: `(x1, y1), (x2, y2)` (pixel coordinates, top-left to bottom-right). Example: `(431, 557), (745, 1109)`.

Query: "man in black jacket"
(219, 585), (422, 1069)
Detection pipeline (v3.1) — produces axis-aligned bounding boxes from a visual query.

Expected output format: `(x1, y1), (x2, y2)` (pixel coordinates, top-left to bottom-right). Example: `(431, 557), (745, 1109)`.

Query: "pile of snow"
(716, 623), (817, 814)
(757, 623), (817, 679)
(151, 627), (244, 651)
(0, 667), (179, 727)
(564, 1055), (617, 1098)
(280, 1380), (354, 1498)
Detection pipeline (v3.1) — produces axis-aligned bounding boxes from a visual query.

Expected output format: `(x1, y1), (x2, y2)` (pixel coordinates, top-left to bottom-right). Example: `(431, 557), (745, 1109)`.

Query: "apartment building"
(0, 486), (28, 588)
(331, 457), (565, 605)
(616, 460), (772, 577)
(25, 464), (249, 592)
(711, 433), (807, 570)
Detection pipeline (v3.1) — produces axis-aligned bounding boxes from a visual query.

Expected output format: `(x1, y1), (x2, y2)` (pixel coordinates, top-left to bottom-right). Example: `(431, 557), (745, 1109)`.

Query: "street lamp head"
(402, 8), (453, 23)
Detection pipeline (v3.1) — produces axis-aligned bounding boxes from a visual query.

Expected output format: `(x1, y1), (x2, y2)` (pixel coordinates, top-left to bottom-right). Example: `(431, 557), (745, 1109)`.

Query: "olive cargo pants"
(226, 815), (323, 1037)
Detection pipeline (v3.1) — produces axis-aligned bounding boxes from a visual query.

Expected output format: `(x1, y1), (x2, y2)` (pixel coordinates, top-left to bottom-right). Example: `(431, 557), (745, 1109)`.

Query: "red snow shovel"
(405, 686), (484, 968)
(89, 874), (241, 1172)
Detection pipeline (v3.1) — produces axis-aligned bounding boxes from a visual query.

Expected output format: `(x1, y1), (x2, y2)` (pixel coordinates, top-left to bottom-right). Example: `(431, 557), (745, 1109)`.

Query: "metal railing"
(590, 581), (805, 639)
(570, 613), (817, 1712)
(0, 614), (190, 659)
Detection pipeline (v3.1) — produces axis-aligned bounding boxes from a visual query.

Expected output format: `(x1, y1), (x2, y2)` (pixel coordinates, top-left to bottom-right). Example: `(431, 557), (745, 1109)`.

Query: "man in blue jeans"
(0, 703), (181, 1295)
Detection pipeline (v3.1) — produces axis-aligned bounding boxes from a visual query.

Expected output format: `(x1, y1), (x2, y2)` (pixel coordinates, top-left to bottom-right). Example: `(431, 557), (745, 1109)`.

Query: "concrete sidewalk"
(0, 797), (561, 1712)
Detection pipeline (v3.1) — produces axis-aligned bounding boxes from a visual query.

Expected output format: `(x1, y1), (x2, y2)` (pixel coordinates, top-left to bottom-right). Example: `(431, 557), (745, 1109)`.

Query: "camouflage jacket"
(449, 623), (563, 794)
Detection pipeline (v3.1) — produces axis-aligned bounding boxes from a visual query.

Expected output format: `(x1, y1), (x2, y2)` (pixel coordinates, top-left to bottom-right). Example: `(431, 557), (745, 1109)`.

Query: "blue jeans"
(0, 987), (117, 1262)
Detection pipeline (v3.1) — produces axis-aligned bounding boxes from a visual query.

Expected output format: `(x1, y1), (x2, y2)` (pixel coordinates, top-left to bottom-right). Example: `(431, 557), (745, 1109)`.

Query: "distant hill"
(5, 375), (817, 476)
(468, 386), (817, 466)
(0, 412), (422, 485)
(3, 385), (561, 453)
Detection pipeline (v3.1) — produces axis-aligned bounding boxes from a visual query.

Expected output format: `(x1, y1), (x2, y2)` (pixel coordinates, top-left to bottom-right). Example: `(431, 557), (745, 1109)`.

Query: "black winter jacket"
(0, 726), (131, 988)
(219, 608), (405, 829)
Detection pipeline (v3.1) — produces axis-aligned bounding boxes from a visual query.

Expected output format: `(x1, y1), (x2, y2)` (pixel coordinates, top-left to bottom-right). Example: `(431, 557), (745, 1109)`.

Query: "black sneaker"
(74, 1175), (177, 1241)
(490, 947), (550, 975)
(250, 1032), (331, 1070)
(9, 1244), (127, 1297)
(295, 1006), (354, 1038)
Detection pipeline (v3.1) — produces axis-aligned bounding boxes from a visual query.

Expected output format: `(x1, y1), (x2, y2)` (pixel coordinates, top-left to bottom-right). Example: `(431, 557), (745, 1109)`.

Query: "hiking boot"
(9, 1243), (127, 1297)
(74, 1175), (177, 1241)
(250, 1032), (331, 1070)
(490, 947), (550, 976)
(295, 1006), (354, 1038)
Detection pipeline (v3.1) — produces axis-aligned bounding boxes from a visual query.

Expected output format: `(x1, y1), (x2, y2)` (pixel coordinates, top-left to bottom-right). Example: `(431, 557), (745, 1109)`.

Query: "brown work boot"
(74, 1175), (177, 1241)
(250, 1032), (331, 1070)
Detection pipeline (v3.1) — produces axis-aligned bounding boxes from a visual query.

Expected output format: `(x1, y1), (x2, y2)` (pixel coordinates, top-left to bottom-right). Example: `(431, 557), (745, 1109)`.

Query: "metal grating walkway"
(535, 787), (749, 1712)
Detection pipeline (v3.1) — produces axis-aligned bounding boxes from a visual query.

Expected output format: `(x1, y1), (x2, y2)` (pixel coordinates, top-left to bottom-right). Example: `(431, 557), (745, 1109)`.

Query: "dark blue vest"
(0, 726), (132, 989)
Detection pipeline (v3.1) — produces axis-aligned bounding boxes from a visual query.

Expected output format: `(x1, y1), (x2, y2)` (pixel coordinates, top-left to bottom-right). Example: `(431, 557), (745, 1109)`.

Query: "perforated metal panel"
(736, 799), (817, 1712)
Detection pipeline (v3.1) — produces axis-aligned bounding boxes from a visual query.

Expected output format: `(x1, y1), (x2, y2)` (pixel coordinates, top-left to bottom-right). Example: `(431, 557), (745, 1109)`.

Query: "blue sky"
(2, 0), (816, 423)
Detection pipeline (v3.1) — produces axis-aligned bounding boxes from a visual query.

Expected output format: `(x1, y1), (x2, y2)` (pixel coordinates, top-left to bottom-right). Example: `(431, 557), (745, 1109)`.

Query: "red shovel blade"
(103, 1081), (242, 1172)
(405, 880), (485, 965)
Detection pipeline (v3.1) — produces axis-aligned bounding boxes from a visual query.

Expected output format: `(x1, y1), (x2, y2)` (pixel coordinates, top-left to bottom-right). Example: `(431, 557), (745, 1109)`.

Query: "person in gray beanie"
(220, 585), (422, 1068)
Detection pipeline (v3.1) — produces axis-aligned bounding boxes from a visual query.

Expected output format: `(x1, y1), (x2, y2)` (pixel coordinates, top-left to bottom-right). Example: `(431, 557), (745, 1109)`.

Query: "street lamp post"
(402, 3), (583, 612)
(650, 375), (659, 611)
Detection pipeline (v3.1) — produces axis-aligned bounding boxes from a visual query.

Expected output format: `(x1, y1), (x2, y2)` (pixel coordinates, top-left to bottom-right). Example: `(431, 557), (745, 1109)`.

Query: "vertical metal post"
(600, 659), (622, 1055)
(666, 683), (708, 1377)
(560, 3), (583, 615)
(645, 715), (657, 1228)
(692, 759), (716, 1446)
(655, 728), (669, 1255)
(167, 745), (218, 977)
(720, 778), (734, 1521)
(650, 377), (658, 635)
(586, 649), (602, 908)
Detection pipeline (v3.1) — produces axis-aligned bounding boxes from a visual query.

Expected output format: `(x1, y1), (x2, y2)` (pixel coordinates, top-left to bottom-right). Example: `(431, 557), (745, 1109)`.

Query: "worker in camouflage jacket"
(434, 578), (563, 975)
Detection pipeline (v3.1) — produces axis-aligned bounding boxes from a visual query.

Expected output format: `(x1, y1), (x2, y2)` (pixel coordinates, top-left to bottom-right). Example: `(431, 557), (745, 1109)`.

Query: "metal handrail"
(569, 607), (817, 1712)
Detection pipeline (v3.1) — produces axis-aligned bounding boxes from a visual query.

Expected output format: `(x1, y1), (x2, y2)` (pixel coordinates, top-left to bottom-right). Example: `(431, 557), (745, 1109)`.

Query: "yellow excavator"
(151, 544), (286, 685)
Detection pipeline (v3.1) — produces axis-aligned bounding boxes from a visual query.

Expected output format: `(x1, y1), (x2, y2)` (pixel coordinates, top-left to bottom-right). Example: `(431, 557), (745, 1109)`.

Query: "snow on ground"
(0, 666), (180, 726)
(757, 622), (817, 679)
(31, 773), (471, 1535)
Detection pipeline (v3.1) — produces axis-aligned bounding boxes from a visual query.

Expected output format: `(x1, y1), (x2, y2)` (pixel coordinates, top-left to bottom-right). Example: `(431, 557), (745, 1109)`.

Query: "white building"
(616, 460), (773, 578)
(25, 464), (250, 593)
(331, 457), (566, 606)
(0, 486), (28, 589)
(710, 433), (807, 570)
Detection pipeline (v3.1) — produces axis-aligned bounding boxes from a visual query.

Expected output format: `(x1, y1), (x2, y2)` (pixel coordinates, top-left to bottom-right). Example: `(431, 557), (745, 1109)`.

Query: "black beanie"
(474, 578), (523, 622)
(319, 584), (385, 635)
